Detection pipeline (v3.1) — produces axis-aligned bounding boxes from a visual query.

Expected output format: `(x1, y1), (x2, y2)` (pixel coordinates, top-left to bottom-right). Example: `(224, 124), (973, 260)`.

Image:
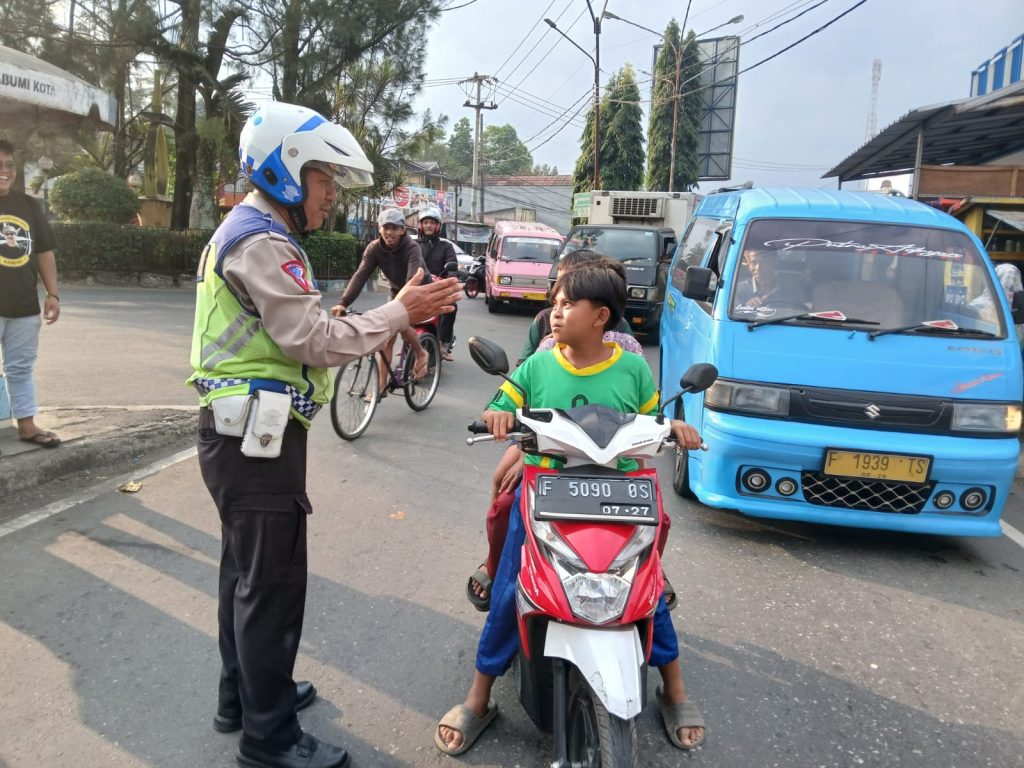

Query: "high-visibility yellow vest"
(187, 204), (330, 427)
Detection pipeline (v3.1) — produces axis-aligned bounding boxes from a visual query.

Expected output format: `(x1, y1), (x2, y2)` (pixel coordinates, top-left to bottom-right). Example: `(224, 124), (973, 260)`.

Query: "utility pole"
(461, 73), (497, 221)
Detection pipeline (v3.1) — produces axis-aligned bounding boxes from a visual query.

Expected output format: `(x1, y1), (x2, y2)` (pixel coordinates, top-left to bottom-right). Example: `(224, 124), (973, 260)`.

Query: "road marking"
(0, 447), (198, 540)
(1001, 519), (1024, 551)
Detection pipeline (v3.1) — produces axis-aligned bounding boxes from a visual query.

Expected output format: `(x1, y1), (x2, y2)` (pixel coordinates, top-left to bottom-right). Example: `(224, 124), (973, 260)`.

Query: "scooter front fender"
(543, 623), (645, 720)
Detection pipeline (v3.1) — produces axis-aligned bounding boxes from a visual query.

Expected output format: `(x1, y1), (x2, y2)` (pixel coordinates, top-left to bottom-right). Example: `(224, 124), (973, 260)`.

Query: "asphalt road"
(1, 286), (1022, 768)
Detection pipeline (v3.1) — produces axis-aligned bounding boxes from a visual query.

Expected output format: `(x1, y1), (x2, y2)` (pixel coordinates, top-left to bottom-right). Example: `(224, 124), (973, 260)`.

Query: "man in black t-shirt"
(0, 139), (62, 448)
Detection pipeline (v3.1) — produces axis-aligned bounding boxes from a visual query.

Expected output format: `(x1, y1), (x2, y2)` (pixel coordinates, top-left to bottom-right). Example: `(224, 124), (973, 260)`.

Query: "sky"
(412, 0), (1024, 192)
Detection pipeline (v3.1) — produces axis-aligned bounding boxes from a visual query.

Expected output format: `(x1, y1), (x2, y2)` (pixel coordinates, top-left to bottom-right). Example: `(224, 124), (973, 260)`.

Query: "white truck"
(560, 190), (703, 341)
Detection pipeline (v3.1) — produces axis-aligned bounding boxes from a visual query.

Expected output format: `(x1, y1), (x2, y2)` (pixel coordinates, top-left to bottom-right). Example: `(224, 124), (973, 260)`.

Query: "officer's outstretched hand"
(395, 268), (461, 325)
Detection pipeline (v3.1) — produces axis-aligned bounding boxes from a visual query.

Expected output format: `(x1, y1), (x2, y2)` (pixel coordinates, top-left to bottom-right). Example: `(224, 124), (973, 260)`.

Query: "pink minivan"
(484, 220), (564, 312)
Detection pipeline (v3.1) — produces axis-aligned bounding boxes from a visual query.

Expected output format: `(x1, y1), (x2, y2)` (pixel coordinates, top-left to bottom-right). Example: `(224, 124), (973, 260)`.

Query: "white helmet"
(239, 101), (375, 207)
(418, 206), (442, 224)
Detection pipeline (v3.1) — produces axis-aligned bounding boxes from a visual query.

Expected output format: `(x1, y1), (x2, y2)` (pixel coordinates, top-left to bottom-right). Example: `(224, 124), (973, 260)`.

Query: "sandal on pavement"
(19, 430), (61, 448)
(663, 573), (678, 611)
(656, 686), (706, 750)
(434, 702), (498, 756)
(466, 566), (492, 612)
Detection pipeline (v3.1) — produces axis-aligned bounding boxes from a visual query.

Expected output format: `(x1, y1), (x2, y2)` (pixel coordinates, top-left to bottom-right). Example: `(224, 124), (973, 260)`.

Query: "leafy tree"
(246, 0), (443, 113)
(446, 117), (473, 179)
(49, 167), (140, 223)
(531, 163), (559, 176)
(0, 0), (62, 54)
(646, 25), (702, 191)
(599, 65), (644, 191)
(481, 124), (532, 176)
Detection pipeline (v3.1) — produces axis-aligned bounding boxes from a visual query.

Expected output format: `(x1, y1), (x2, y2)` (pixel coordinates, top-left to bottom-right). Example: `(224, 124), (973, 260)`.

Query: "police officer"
(416, 206), (458, 359)
(189, 102), (460, 768)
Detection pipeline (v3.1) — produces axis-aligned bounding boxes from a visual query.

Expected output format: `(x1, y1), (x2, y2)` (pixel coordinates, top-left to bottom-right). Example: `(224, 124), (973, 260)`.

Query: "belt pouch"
(240, 390), (292, 458)
(210, 394), (253, 437)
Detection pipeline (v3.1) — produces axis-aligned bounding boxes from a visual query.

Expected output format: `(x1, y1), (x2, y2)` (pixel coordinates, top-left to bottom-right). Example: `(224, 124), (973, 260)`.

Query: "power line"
(492, 0), (560, 79)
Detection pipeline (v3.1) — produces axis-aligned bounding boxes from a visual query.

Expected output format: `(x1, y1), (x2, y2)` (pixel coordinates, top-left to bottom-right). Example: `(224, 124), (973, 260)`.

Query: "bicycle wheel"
(330, 352), (379, 440)
(403, 333), (441, 411)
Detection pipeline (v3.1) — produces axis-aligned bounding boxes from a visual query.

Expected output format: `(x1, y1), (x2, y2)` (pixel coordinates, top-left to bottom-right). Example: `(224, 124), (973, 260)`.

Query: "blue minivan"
(660, 187), (1023, 536)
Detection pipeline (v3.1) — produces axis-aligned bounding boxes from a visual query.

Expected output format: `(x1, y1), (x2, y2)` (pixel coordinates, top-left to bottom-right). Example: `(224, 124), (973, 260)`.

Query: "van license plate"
(823, 450), (931, 484)
(534, 475), (657, 524)
(524, 292), (546, 301)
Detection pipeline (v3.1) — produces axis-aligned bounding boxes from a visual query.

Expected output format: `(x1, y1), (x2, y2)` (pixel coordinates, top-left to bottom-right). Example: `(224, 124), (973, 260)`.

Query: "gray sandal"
(656, 686), (706, 750)
(434, 702), (499, 756)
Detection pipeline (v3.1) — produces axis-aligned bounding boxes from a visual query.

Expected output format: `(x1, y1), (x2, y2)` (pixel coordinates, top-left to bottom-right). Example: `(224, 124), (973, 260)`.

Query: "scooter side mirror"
(443, 260), (459, 274)
(680, 363), (718, 394)
(468, 336), (510, 375)
(657, 363), (719, 422)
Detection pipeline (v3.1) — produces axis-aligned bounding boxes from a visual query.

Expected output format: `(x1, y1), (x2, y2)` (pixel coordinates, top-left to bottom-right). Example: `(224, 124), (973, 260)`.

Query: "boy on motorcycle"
(467, 251), (677, 612)
(436, 256), (707, 756)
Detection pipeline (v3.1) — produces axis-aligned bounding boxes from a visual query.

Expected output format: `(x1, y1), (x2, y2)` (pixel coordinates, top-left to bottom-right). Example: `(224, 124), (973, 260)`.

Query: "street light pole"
(545, 15), (602, 189)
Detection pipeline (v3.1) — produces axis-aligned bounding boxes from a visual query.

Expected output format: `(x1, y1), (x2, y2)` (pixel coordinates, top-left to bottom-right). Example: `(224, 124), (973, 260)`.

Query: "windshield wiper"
(869, 320), (998, 340)
(747, 310), (879, 332)
(619, 257), (654, 263)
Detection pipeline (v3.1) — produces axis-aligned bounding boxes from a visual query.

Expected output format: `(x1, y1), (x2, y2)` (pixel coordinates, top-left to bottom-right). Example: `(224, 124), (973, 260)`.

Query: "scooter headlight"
(549, 551), (638, 625)
(608, 525), (657, 570)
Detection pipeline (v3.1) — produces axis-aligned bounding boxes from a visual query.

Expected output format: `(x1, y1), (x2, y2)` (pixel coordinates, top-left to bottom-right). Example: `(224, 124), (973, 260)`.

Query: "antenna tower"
(865, 58), (882, 142)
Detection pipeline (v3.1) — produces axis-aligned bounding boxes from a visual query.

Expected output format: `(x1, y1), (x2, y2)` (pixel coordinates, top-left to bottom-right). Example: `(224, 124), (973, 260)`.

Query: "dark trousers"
(197, 407), (311, 748)
(438, 304), (457, 347)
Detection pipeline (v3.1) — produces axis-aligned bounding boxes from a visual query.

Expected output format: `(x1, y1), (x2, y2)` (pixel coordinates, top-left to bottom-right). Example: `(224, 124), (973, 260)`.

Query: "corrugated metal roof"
(824, 80), (1024, 182)
(484, 175), (574, 186)
(987, 209), (1024, 232)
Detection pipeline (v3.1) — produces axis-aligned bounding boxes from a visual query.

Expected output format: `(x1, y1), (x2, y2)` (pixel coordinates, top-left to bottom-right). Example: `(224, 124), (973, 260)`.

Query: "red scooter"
(466, 337), (716, 767)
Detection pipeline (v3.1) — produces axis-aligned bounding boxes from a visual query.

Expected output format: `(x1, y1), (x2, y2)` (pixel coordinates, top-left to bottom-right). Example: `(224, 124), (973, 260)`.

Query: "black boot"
(236, 732), (349, 768)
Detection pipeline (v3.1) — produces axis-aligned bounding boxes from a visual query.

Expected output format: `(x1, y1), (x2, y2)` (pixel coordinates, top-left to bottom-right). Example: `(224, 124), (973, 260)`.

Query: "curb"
(0, 408), (198, 499)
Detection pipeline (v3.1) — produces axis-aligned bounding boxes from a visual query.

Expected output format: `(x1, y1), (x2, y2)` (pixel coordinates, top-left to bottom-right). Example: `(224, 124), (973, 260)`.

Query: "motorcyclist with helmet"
(416, 206), (458, 360)
(189, 101), (460, 768)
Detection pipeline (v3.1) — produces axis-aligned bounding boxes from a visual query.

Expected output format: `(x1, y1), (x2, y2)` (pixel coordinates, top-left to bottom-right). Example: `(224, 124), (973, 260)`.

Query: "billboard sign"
(696, 35), (740, 181)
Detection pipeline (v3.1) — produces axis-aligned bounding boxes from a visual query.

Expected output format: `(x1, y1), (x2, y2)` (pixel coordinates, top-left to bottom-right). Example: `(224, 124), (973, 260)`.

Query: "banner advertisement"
(380, 184), (450, 216)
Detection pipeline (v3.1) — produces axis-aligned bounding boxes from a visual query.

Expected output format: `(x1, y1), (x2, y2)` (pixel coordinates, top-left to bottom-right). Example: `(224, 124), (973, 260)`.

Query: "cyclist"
(416, 206), (458, 360)
(332, 208), (431, 394)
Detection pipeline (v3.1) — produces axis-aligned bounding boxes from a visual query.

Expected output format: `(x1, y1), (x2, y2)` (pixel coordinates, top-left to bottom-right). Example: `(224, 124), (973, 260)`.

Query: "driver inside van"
(735, 248), (779, 308)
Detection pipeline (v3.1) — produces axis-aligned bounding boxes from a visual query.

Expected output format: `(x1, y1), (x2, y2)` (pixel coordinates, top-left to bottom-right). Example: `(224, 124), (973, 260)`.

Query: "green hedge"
(51, 222), (364, 280)
(49, 168), (140, 224)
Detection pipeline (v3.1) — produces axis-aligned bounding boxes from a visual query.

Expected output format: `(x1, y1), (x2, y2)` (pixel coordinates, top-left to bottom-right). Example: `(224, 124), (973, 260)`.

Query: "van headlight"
(498, 275), (512, 285)
(705, 380), (791, 416)
(952, 403), (1022, 433)
(628, 286), (647, 300)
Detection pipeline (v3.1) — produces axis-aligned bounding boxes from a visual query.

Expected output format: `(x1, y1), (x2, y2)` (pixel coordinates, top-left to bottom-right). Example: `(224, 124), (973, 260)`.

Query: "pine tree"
(675, 31), (704, 190)
(572, 103), (596, 195)
(645, 19), (681, 191)
(599, 64), (645, 191)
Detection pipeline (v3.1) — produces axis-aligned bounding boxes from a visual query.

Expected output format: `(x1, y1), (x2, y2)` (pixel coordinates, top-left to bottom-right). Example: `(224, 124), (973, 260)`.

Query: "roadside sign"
(572, 192), (591, 217)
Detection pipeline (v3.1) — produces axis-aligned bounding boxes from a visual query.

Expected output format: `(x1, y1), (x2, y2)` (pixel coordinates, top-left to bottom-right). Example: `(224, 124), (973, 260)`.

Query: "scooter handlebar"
(467, 421), (490, 434)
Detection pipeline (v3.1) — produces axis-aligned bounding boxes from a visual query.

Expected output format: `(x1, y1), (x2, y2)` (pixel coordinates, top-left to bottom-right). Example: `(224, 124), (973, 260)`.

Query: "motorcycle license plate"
(823, 449), (931, 484)
(533, 475), (657, 524)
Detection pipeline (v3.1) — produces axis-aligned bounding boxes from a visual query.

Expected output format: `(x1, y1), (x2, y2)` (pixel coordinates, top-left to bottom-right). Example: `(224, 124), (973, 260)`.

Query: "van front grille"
(801, 471), (933, 514)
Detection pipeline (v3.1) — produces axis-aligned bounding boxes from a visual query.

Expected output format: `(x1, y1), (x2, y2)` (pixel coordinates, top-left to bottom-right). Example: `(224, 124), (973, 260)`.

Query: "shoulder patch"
(281, 259), (313, 292)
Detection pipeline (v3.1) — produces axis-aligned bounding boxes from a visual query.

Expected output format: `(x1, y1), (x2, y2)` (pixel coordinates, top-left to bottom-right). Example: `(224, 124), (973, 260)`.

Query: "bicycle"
(330, 313), (442, 440)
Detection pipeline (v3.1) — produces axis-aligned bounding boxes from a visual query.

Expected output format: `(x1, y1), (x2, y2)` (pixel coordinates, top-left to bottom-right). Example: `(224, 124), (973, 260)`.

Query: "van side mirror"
(1012, 292), (1024, 325)
(660, 240), (676, 262)
(682, 266), (716, 301)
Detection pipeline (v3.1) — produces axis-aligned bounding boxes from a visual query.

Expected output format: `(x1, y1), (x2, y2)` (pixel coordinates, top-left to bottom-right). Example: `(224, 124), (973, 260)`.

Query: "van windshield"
(727, 218), (1008, 338)
(562, 227), (660, 264)
(501, 236), (560, 261)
